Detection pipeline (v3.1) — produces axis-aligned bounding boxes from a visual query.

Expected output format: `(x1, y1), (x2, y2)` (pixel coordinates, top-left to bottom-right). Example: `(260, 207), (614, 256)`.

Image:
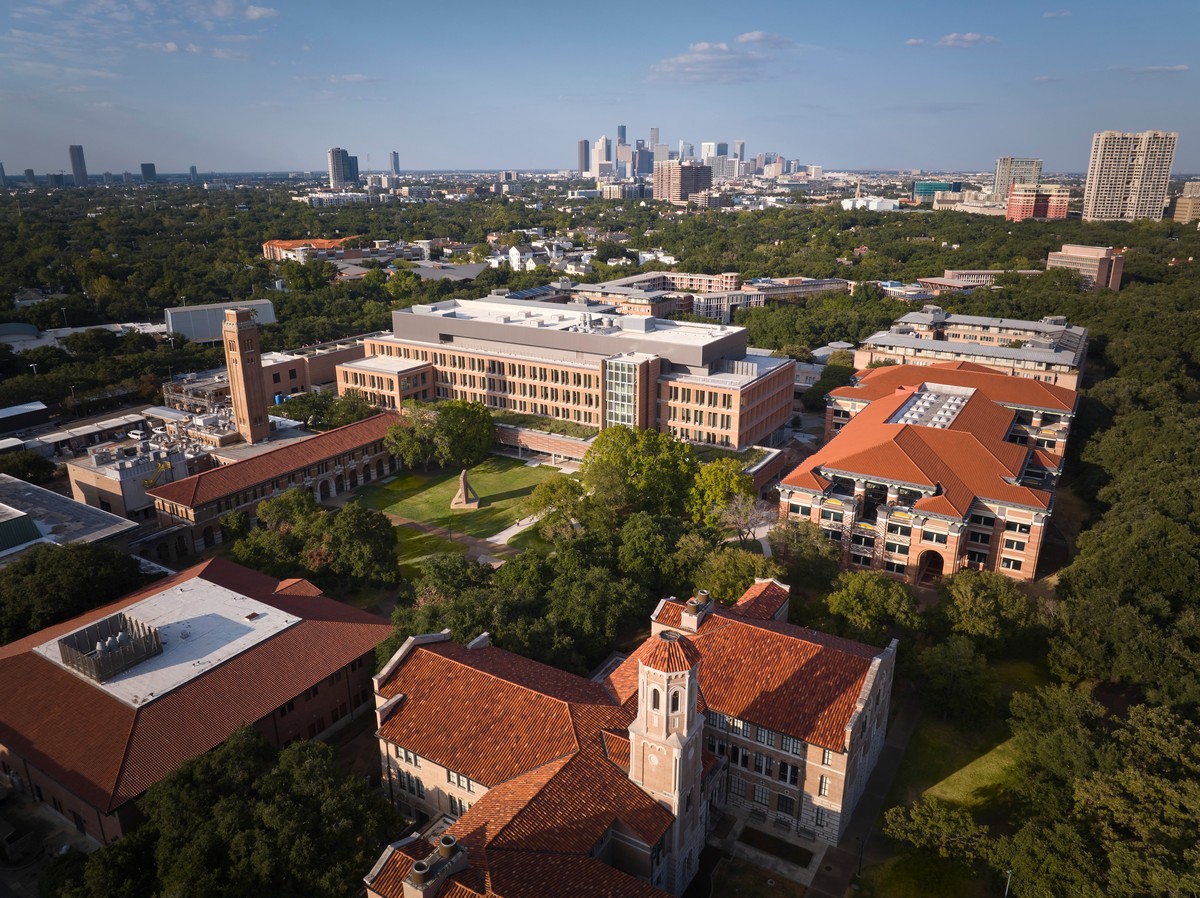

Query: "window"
(818, 775), (830, 797)
(966, 549), (987, 564)
(305, 684), (319, 700)
(670, 691), (680, 713)
(789, 503), (811, 517)
(707, 710), (727, 731)
(1036, 437), (1056, 449)
(753, 783), (770, 806)
(448, 795), (468, 817)
(851, 552), (872, 567)
(820, 509), (843, 523)
(272, 372), (281, 384)
(822, 748), (834, 766)
(729, 717), (749, 737)
(1004, 538), (1026, 551)
(885, 541), (908, 555)
(730, 746), (750, 768)
(851, 533), (875, 548)
(780, 735), (805, 756)
(400, 748), (420, 767)
(969, 513), (995, 528)
(779, 763), (799, 786)
(398, 770), (424, 798)
(279, 699), (295, 717)
(885, 561), (907, 575)
(447, 770), (475, 792)
(1005, 521), (1032, 535)
(969, 531), (991, 545)
(886, 523), (911, 537)
(815, 807), (827, 828)
(754, 753), (773, 777)
(755, 726), (775, 747)
(922, 530), (947, 545)
(651, 688), (660, 711)
(1002, 557), (1023, 571)
(777, 794), (795, 815)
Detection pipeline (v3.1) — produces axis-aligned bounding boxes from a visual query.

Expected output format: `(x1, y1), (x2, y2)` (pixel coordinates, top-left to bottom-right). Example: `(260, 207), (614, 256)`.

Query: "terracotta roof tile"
(832, 362), (1076, 412)
(732, 579), (791, 620)
(148, 413), (398, 509)
(640, 631), (701, 672)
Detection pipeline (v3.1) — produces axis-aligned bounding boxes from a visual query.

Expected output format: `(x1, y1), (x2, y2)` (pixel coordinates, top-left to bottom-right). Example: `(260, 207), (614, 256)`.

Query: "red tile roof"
(783, 375), (1055, 517)
(831, 361), (1076, 412)
(148, 413), (399, 509)
(640, 631), (701, 672)
(609, 600), (881, 753)
(264, 237), (355, 251)
(0, 557), (391, 814)
(731, 579), (790, 620)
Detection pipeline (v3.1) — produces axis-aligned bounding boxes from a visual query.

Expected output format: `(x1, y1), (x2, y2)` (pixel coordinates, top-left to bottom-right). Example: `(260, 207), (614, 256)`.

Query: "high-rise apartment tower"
(69, 145), (88, 187)
(578, 139), (590, 175)
(993, 157), (1041, 200)
(140, 163), (157, 183)
(1082, 130), (1177, 221)
(390, 151), (400, 176)
(327, 147), (358, 189)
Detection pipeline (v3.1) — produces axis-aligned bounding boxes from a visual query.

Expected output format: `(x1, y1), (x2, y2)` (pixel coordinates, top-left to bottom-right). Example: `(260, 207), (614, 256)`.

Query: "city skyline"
(1, 0), (1198, 174)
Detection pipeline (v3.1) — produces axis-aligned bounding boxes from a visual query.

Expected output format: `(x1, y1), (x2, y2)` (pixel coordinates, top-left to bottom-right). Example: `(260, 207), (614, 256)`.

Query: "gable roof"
(831, 361), (1076, 412)
(148, 413), (398, 509)
(0, 557), (391, 814)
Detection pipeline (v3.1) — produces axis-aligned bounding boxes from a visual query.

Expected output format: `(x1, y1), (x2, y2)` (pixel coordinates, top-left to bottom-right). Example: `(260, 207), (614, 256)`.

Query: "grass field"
(395, 527), (467, 580)
(359, 457), (558, 539)
(858, 853), (996, 898)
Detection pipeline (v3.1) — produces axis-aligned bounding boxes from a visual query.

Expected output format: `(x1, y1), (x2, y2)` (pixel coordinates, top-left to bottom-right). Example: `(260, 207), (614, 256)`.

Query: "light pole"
(29, 363), (37, 376)
(1004, 869), (1013, 898)
(61, 306), (68, 328)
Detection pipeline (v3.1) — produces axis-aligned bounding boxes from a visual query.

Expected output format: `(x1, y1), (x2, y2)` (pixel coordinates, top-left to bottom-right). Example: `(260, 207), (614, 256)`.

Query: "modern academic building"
(336, 297), (795, 450)
(366, 580), (895, 898)
(0, 558), (391, 844)
(854, 305), (1088, 390)
(779, 362), (1077, 584)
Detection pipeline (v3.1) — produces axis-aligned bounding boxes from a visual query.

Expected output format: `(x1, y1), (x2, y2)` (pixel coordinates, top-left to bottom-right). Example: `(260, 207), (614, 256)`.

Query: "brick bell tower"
(222, 307), (270, 444)
(627, 630), (707, 894)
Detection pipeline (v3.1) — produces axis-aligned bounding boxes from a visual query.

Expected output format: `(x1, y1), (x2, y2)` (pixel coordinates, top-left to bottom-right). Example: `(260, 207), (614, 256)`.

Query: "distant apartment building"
(140, 163), (157, 183)
(327, 147), (359, 189)
(1169, 181), (1200, 223)
(69, 145), (88, 187)
(1045, 244), (1123, 291)
(1082, 130), (1176, 221)
(1005, 184), (1069, 221)
(653, 160), (713, 205)
(337, 297), (795, 450)
(854, 304), (1087, 389)
(992, 157), (1042, 201)
(780, 362), (1077, 584)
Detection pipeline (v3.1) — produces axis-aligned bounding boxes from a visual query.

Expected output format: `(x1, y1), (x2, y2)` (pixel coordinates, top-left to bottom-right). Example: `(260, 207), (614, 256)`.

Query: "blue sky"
(1, 0), (1197, 175)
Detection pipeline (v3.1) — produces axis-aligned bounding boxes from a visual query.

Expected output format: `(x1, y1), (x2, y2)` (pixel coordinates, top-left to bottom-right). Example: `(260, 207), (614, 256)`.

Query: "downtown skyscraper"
(327, 147), (359, 189)
(69, 145), (88, 187)
(1082, 130), (1177, 221)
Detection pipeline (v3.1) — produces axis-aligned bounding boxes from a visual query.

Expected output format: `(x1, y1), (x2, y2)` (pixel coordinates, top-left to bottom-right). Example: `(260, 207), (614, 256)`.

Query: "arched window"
(670, 690), (681, 713)
(651, 688), (661, 711)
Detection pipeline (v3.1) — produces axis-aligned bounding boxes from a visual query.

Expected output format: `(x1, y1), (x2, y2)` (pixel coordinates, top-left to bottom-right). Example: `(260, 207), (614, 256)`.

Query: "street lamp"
(1004, 869), (1013, 898)
(29, 363), (37, 376)
(61, 306), (69, 327)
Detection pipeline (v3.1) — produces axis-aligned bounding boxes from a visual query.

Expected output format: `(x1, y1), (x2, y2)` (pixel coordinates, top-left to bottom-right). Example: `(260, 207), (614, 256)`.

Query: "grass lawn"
(507, 526), (553, 554)
(710, 858), (807, 898)
(395, 526), (467, 581)
(857, 852), (998, 898)
(360, 456), (559, 539)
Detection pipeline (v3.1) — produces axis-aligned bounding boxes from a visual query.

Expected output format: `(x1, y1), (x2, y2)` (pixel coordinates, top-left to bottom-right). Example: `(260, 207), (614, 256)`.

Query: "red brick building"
(780, 362), (1077, 584)
(365, 580), (895, 898)
(0, 558), (391, 844)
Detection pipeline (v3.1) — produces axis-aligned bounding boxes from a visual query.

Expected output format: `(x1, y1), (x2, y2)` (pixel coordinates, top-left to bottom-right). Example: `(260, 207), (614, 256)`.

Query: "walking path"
(378, 511), (522, 564)
(805, 698), (922, 898)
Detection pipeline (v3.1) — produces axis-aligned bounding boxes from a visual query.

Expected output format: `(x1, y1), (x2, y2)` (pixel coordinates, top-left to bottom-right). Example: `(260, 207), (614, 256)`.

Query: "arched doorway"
(348, 469), (358, 489)
(388, 456), (397, 473)
(319, 480), (331, 501)
(377, 459), (385, 479)
(917, 550), (945, 585)
(334, 473), (345, 494)
(362, 464), (371, 483)
(203, 526), (215, 548)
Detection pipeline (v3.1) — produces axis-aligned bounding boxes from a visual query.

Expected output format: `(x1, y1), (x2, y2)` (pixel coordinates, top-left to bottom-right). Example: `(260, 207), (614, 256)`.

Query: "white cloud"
(1043, 10), (1071, 17)
(138, 40), (178, 52)
(1108, 64), (1189, 76)
(211, 46), (244, 59)
(213, 0), (234, 16)
(244, 5), (278, 19)
(186, 42), (202, 53)
(936, 32), (998, 48)
(904, 38), (925, 46)
(650, 33), (796, 84)
(735, 31), (793, 48)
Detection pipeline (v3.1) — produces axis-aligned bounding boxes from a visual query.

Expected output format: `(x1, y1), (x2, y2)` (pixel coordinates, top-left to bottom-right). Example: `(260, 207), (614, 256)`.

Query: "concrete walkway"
(805, 698), (922, 898)
(380, 511), (520, 565)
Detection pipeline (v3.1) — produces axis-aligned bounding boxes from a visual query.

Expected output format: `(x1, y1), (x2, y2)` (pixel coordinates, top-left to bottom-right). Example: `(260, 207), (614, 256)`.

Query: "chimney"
(402, 834), (468, 898)
(679, 589), (713, 633)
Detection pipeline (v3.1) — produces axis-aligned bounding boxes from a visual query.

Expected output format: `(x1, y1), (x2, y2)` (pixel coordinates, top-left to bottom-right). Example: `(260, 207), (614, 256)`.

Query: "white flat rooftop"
(342, 355), (430, 374)
(34, 578), (301, 707)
